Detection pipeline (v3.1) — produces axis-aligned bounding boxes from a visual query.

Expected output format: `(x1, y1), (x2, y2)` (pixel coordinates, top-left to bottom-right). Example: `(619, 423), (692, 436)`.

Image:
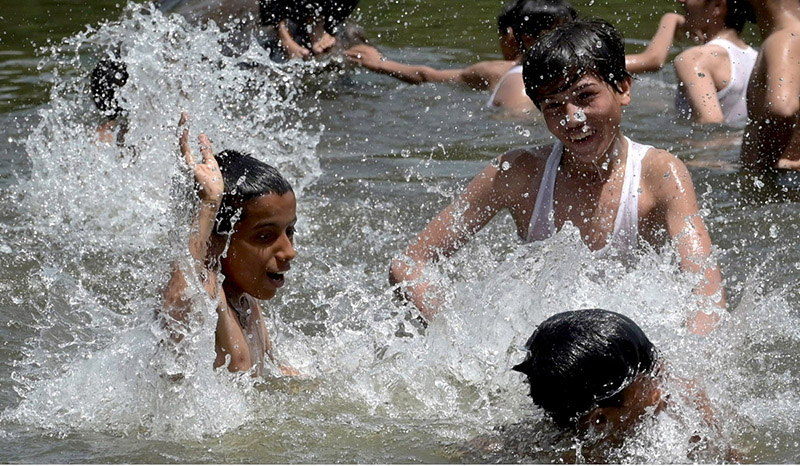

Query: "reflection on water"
(0, 0), (798, 463)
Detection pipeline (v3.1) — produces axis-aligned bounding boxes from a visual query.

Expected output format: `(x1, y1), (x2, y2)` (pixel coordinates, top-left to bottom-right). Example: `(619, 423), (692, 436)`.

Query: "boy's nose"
(564, 103), (584, 127)
(276, 232), (297, 263)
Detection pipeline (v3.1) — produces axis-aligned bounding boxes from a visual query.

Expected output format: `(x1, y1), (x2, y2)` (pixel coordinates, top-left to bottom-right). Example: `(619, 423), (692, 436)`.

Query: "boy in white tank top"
(625, 0), (757, 125)
(390, 20), (726, 335)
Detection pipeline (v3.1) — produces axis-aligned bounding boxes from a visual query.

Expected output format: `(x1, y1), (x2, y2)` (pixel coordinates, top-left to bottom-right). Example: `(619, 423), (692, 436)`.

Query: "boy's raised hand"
(179, 112), (223, 206)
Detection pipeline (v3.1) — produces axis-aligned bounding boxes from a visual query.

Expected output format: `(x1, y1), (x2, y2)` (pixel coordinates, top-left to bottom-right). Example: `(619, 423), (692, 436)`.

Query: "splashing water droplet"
(501, 161), (511, 171)
(573, 109), (586, 123)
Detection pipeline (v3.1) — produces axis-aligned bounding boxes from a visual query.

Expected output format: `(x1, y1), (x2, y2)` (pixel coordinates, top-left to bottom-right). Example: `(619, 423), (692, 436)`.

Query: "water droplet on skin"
(573, 109), (586, 122)
(501, 161), (511, 171)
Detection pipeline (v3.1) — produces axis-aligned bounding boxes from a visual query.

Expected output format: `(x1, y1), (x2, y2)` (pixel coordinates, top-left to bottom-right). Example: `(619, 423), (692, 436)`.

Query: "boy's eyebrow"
(252, 217), (298, 229)
(542, 80), (597, 102)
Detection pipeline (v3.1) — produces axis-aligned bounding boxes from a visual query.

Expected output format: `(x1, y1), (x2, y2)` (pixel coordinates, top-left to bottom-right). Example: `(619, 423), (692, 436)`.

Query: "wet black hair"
(724, 0), (756, 32)
(259, 0), (359, 34)
(90, 57), (129, 120)
(512, 309), (658, 428)
(523, 18), (632, 109)
(214, 150), (293, 235)
(498, 1), (518, 35)
(508, 0), (577, 48)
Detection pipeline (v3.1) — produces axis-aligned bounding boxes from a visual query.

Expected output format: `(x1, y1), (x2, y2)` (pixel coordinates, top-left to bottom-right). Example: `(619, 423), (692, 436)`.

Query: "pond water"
(0, 0), (798, 463)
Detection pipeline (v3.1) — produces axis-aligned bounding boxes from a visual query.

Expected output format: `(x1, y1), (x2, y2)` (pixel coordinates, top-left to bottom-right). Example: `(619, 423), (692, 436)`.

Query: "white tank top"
(675, 38), (757, 125)
(526, 137), (650, 257)
(486, 64), (523, 108)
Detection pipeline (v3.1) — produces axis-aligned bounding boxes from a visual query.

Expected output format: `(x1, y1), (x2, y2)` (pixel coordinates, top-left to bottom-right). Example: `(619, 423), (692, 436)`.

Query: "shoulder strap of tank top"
(611, 137), (649, 245)
(526, 141), (562, 242)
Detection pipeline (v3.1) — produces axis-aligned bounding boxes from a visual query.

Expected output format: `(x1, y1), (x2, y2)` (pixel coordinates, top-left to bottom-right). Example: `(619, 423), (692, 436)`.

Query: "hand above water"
(179, 112), (223, 207)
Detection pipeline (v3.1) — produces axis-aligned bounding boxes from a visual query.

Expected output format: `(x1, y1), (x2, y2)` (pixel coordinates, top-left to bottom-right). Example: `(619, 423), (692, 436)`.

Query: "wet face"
(577, 375), (662, 436)
(537, 73), (631, 167)
(220, 192), (297, 301)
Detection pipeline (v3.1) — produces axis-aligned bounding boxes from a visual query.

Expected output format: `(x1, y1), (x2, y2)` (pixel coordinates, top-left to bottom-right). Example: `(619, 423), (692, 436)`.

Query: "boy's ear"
(617, 76), (633, 107)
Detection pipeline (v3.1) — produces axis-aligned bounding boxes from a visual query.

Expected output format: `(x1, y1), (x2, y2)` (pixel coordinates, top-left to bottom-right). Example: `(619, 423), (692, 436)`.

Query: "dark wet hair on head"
(214, 150), (293, 235)
(512, 309), (658, 428)
(725, 0), (756, 32)
(259, 0), (359, 34)
(508, 0), (577, 47)
(523, 18), (632, 109)
(498, 0), (518, 34)
(90, 57), (129, 120)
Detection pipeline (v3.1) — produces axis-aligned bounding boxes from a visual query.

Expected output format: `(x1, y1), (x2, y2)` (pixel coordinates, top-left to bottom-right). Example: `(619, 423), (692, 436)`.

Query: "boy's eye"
(259, 231), (279, 243)
(286, 226), (296, 239)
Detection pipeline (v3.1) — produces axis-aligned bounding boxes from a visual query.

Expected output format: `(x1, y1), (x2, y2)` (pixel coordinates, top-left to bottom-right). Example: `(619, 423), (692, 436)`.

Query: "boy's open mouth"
(266, 272), (285, 287)
(568, 128), (594, 143)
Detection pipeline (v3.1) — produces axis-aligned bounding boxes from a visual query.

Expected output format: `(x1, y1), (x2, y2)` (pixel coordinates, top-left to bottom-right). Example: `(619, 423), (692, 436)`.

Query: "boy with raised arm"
(344, 0), (576, 112)
(162, 114), (298, 375)
(741, 0), (800, 171)
(389, 20), (726, 335)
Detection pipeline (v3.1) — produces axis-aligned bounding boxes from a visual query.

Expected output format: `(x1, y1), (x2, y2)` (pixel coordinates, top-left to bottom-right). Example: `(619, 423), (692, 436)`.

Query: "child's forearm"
(188, 200), (220, 267)
(372, 60), (462, 85)
(626, 13), (684, 73)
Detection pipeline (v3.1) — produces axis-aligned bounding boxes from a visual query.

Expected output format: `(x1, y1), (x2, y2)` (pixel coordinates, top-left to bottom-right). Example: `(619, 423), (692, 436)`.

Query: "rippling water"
(0, 0), (798, 463)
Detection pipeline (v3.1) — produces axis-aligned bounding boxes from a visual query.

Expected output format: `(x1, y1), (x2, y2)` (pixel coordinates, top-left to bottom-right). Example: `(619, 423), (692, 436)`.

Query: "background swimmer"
(741, 0), (800, 171)
(344, 0), (576, 113)
(259, 0), (362, 60)
(625, 0), (757, 125)
(161, 113), (298, 375)
(90, 52), (129, 145)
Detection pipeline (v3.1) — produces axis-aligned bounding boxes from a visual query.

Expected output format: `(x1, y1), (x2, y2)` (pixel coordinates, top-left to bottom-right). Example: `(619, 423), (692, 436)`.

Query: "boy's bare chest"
(552, 176), (625, 249)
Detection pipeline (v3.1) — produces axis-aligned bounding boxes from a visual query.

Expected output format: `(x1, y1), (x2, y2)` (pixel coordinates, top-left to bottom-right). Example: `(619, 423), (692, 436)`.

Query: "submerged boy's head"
(498, 0), (576, 58)
(214, 151), (296, 300)
(513, 309), (659, 431)
(523, 18), (632, 109)
(90, 57), (129, 120)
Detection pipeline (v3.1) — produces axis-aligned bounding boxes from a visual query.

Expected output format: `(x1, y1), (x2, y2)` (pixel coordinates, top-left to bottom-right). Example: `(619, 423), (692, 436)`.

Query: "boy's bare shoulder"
(676, 42), (727, 68)
(641, 147), (693, 195)
(463, 60), (515, 88)
(495, 144), (554, 182)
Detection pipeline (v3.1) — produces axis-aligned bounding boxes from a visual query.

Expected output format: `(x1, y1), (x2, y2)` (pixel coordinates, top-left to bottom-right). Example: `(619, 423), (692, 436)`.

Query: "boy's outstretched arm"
(345, 44), (491, 88)
(644, 150), (726, 335)
(390, 160), (506, 319)
(626, 13), (685, 74)
(162, 113), (224, 342)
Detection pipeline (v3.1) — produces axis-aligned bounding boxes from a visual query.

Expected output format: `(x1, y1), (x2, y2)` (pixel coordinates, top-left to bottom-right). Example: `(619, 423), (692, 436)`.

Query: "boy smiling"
(390, 19), (725, 334)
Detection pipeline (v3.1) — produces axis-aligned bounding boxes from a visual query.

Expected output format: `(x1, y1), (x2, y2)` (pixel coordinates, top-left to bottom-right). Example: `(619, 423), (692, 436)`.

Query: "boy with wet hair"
(625, 0), (757, 125)
(390, 19), (725, 334)
(344, 0), (576, 112)
(90, 55), (129, 144)
(162, 113), (298, 375)
(512, 309), (660, 430)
